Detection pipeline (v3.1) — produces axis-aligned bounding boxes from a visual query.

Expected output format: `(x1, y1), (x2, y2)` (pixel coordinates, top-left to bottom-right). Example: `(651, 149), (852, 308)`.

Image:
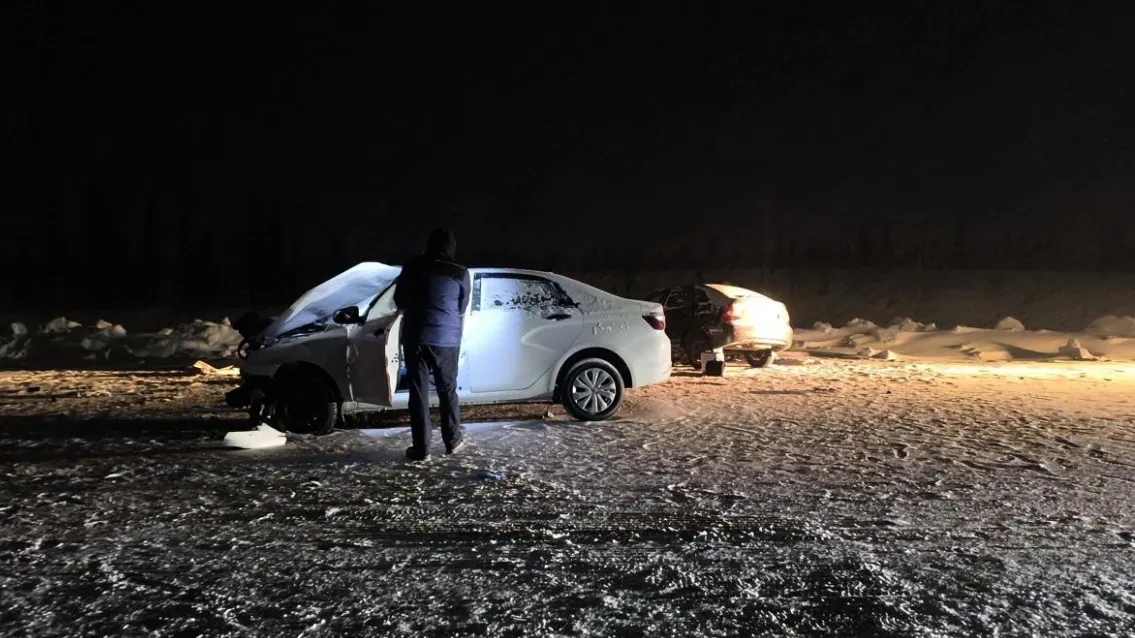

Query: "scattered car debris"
(192, 360), (241, 376)
(222, 423), (287, 449)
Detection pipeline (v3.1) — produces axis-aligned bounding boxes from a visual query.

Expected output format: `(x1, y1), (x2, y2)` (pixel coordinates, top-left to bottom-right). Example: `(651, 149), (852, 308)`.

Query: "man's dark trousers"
(404, 343), (463, 453)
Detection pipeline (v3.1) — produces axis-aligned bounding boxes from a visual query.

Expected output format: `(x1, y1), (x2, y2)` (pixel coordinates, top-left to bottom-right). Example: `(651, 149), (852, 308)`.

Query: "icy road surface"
(2, 358), (1135, 636)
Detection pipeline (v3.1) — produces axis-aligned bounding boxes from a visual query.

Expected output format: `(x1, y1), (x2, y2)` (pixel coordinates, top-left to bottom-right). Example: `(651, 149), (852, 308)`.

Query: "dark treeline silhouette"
(6, 198), (1135, 311)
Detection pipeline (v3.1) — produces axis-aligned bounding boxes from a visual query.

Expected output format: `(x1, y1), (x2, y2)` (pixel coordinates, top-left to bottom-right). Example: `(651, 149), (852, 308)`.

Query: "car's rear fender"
(550, 346), (635, 401)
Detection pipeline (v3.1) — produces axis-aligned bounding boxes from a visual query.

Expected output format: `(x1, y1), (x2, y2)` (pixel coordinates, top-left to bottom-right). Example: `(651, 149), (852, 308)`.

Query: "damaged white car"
(227, 263), (672, 433)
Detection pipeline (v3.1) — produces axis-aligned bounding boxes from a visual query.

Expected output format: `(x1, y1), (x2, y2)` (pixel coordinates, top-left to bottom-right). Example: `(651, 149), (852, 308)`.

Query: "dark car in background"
(645, 283), (793, 369)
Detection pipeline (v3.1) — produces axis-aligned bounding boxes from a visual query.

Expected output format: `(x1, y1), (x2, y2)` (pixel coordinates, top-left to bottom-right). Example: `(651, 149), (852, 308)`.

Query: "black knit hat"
(425, 228), (456, 259)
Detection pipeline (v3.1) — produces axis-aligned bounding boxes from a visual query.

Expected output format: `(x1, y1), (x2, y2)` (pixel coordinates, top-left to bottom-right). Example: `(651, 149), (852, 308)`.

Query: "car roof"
(469, 267), (559, 278)
(703, 283), (761, 298)
(649, 283), (741, 294)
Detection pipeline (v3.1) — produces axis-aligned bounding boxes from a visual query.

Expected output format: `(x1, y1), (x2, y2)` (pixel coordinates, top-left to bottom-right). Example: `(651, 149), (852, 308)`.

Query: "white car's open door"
(347, 313), (403, 407)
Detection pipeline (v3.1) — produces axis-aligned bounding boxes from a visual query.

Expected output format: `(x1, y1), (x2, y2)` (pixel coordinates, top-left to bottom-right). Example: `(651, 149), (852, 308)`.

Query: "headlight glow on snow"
(931, 363), (1135, 379)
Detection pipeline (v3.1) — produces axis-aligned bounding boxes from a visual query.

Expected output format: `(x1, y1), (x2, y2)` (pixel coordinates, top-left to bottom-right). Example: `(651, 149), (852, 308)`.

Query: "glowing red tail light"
(722, 302), (744, 323)
(643, 314), (666, 331)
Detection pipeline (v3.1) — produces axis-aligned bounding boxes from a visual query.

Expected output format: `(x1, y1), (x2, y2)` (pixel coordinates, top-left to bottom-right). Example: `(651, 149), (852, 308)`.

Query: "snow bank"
(994, 316), (1026, 331)
(1087, 315), (1135, 338)
(0, 316), (242, 364)
(795, 314), (1135, 363)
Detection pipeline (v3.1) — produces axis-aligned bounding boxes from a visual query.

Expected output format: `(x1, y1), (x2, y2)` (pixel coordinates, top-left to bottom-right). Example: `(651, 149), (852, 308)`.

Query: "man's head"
(425, 228), (457, 260)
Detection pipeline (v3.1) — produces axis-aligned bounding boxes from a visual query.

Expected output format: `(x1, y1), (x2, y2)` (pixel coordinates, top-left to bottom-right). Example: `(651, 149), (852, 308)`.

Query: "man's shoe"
(445, 439), (468, 455)
(405, 446), (429, 461)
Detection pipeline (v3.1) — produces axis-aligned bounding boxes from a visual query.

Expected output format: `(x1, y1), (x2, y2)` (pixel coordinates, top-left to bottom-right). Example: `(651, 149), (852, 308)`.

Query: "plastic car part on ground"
(223, 423), (287, 449)
(192, 360), (240, 376)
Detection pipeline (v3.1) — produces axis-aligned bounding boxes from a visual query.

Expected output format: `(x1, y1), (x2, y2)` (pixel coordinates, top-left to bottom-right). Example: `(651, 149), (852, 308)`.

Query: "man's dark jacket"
(393, 249), (470, 348)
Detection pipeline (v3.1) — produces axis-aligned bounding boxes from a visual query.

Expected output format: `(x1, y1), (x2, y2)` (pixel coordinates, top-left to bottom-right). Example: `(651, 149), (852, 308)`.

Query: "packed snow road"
(2, 357), (1135, 636)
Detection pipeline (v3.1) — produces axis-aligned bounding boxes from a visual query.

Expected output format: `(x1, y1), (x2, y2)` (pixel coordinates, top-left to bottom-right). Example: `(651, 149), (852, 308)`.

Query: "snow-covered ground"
(3, 356), (1135, 635)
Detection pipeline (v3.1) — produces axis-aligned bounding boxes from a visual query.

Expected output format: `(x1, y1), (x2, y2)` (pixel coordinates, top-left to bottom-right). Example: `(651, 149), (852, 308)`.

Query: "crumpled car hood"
(259, 262), (402, 341)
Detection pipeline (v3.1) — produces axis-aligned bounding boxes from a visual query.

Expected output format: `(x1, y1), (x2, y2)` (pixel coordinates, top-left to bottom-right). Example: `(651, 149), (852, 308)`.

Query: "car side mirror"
(332, 306), (362, 325)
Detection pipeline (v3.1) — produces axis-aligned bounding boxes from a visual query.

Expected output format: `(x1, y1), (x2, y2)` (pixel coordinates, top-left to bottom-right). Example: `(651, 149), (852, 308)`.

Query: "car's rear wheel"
(683, 333), (712, 369)
(745, 349), (775, 368)
(273, 372), (339, 435)
(561, 358), (624, 421)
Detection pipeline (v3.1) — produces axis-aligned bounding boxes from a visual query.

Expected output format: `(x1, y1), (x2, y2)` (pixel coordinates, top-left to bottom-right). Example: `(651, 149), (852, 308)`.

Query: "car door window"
(364, 284), (398, 322)
(475, 275), (572, 312)
(693, 287), (714, 313)
(664, 287), (692, 311)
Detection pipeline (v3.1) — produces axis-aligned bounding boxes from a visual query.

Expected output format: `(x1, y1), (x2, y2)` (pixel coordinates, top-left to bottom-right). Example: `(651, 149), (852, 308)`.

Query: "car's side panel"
(541, 274), (672, 393)
(464, 272), (584, 393)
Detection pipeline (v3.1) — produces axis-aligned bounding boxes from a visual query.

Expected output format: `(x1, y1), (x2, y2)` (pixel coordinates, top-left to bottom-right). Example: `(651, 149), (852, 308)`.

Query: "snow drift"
(794, 315), (1135, 363)
(0, 316), (243, 364)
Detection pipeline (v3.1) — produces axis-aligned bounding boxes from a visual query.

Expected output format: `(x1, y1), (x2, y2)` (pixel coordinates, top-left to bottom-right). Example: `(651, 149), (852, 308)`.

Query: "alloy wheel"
(570, 367), (618, 415)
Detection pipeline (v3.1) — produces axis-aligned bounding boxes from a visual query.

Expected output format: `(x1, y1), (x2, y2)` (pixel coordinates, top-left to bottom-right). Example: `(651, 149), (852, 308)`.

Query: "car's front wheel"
(273, 372), (340, 435)
(561, 358), (625, 421)
(745, 349), (775, 368)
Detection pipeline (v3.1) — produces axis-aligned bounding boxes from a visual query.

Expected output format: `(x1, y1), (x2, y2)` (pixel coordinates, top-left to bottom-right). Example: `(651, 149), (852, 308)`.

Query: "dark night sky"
(3, 2), (1135, 305)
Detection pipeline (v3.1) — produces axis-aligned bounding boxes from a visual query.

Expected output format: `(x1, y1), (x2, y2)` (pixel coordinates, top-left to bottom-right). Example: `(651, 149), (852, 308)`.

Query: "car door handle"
(546, 313), (571, 321)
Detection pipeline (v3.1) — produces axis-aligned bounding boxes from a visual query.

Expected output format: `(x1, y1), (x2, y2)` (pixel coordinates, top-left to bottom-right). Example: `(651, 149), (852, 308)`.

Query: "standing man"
(393, 228), (471, 460)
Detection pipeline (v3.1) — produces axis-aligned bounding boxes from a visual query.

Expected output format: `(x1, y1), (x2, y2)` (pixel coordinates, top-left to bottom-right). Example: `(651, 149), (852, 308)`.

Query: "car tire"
(561, 358), (625, 421)
(683, 333), (711, 370)
(745, 349), (775, 368)
(273, 372), (340, 435)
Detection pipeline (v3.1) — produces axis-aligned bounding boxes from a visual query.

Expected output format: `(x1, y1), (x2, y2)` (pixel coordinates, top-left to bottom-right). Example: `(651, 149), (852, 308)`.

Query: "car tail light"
(643, 313), (666, 331)
(722, 302), (745, 323)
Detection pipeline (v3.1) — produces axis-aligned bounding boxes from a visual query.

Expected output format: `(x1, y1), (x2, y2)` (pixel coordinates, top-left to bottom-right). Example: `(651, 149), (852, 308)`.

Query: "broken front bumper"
(707, 324), (794, 353)
(225, 374), (273, 408)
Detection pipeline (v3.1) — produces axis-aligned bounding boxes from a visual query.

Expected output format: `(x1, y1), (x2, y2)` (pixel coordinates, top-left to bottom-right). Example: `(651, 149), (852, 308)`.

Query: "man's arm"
(393, 274), (407, 309)
(459, 269), (471, 313)
(393, 264), (413, 310)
